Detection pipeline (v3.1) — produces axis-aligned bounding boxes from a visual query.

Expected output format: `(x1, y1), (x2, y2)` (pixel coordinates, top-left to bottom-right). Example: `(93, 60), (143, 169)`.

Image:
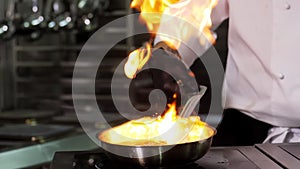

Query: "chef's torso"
(156, 0), (300, 127)
(221, 0), (300, 126)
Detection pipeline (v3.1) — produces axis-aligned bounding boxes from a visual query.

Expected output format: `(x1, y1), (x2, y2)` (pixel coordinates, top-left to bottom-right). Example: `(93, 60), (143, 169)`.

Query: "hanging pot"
(0, 0), (16, 40)
(47, 0), (74, 31)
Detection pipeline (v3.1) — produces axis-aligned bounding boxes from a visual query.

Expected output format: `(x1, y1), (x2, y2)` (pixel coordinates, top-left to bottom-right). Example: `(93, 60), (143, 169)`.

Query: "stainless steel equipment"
(0, 1), (134, 169)
(50, 143), (300, 169)
(100, 127), (216, 167)
(47, 0), (74, 31)
(0, 0), (112, 40)
(0, 0), (16, 40)
(22, 0), (45, 30)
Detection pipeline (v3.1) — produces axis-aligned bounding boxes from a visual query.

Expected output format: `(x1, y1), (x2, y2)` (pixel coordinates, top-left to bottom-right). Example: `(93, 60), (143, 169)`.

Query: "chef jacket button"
(279, 73), (285, 80)
(285, 4), (291, 10)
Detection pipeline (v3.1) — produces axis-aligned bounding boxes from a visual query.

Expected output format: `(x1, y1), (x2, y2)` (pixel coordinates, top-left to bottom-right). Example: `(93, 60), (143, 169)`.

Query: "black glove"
(129, 42), (199, 113)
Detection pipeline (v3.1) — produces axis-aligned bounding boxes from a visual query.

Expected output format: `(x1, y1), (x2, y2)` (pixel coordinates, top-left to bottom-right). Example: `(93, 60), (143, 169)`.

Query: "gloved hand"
(129, 42), (199, 112)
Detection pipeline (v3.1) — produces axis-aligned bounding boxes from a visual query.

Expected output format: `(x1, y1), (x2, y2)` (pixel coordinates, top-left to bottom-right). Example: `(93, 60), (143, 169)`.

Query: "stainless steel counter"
(50, 143), (300, 169)
(0, 133), (98, 169)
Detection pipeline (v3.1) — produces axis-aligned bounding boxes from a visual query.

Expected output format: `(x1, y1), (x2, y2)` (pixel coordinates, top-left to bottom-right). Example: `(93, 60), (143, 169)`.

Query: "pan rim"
(98, 125), (217, 148)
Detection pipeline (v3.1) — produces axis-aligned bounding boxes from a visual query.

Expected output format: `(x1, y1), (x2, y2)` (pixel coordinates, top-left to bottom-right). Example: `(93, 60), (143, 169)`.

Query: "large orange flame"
(163, 0), (218, 48)
(106, 0), (217, 145)
(124, 0), (218, 79)
(131, 0), (181, 32)
(100, 101), (215, 145)
(124, 42), (151, 79)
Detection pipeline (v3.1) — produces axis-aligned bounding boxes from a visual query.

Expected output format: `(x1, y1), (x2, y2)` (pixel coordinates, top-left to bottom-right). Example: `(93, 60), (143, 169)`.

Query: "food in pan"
(99, 102), (215, 146)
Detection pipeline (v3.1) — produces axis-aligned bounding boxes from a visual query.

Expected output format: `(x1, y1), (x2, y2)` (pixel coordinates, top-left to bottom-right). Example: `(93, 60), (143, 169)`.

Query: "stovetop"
(50, 143), (300, 169)
(52, 151), (206, 169)
(72, 152), (204, 169)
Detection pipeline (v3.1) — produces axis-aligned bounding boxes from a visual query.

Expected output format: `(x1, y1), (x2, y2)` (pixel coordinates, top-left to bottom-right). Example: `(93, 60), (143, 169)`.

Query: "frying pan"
(99, 125), (216, 167)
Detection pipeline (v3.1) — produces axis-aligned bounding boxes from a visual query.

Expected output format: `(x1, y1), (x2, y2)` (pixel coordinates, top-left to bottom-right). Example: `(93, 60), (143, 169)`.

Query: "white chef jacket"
(156, 0), (300, 127)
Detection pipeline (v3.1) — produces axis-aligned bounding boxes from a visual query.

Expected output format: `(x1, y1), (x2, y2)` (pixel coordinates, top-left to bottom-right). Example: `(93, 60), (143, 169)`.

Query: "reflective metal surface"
(52, 143), (300, 169)
(0, 0), (16, 40)
(0, 133), (98, 169)
(22, 0), (45, 29)
(47, 0), (73, 31)
(100, 126), (216, 167)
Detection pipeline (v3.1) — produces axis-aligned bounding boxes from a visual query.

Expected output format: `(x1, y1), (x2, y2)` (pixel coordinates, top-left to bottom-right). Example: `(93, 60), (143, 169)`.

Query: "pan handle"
(179, 85), (207, 117)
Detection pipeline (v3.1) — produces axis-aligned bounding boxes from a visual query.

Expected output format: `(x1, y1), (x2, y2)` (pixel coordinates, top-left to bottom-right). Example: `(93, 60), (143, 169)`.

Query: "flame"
(124, 0), (218, 79)
(158, 0), (218, 49)
(99, 101), (215, 146)
(131, 0), (181, 32)
(131, 0), (218, 47)
(124, 42), (152, 79)
(116, 0), (218, 145)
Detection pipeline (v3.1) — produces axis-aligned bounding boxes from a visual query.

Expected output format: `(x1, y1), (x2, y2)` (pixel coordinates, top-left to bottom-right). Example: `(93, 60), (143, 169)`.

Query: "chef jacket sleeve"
(211, 0), (229, 30)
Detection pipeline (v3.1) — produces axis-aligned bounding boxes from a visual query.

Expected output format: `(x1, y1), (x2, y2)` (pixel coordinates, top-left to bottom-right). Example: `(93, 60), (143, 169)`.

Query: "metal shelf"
(14, 44), (128, 52)
(60, 94), (111, 100)
(16, 93), (60, 98)
(16, 61), (124, 68)
(61, 62), (99, 67)
(4, 0), (134, 113)
(16, 61), (99, 67)
(16, 61), (56, 67)
(60, 95), (128, 101)
(103, 10), (128, 17)
(16, 77), (60, 83)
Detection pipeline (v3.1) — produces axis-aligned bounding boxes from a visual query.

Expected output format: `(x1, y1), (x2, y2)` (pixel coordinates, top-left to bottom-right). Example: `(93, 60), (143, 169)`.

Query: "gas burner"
(71, 151), (203, 169)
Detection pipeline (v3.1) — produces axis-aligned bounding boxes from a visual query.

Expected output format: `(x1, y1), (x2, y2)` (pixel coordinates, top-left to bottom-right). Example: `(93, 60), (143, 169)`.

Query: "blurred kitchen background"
(0, 0), (228, 168)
